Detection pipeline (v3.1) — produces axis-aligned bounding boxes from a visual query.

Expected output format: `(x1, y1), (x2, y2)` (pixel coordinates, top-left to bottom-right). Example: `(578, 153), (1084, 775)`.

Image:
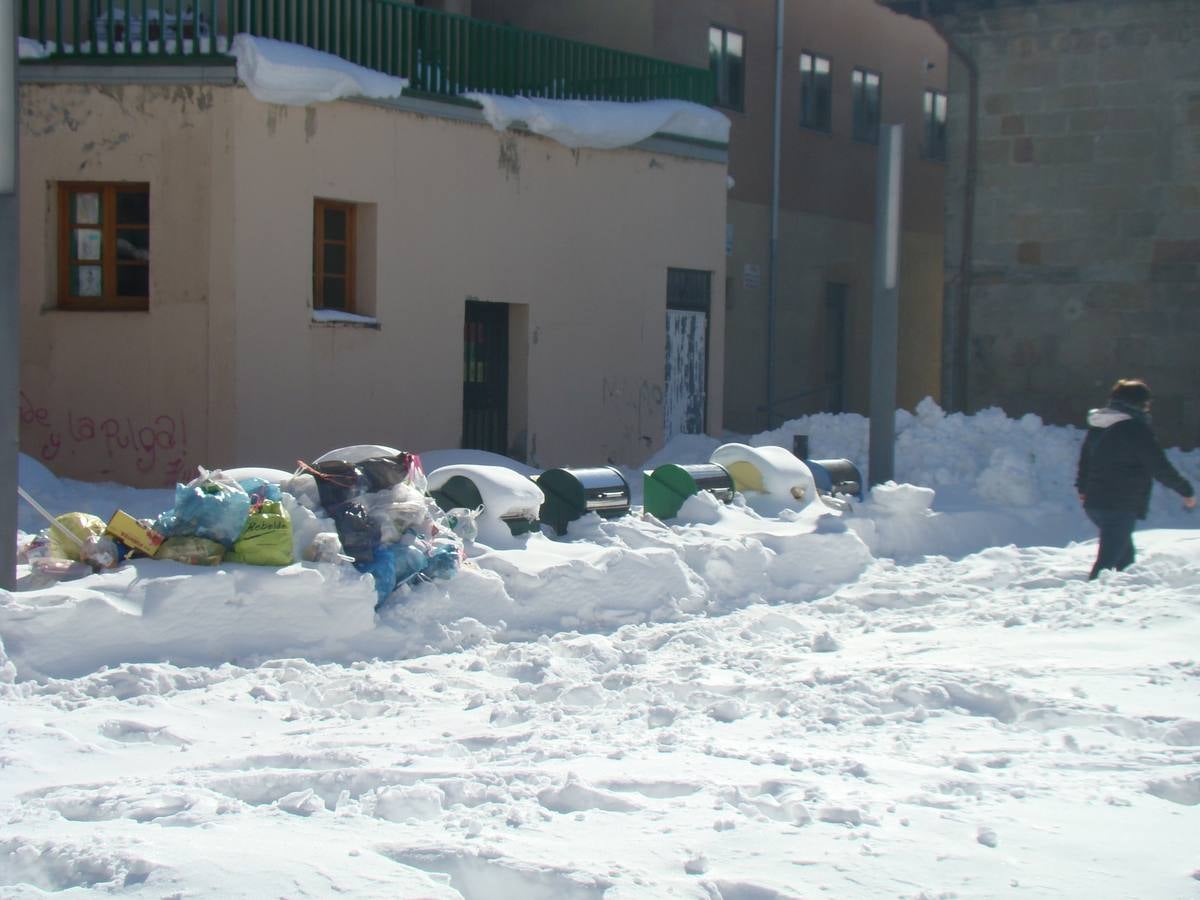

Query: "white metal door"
(664, 308), (707, 440)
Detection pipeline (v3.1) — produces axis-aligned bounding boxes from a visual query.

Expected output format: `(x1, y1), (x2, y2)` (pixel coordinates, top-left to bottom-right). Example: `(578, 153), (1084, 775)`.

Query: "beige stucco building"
(18, 71), (727, 486)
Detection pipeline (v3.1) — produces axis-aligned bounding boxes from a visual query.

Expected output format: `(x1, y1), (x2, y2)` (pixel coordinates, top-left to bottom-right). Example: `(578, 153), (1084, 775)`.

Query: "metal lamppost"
(868, 124), (903, 487)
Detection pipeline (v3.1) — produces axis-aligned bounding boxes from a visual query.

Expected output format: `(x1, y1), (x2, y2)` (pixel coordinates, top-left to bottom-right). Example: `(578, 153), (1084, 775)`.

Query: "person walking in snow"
(1075, 378), (1196, 579)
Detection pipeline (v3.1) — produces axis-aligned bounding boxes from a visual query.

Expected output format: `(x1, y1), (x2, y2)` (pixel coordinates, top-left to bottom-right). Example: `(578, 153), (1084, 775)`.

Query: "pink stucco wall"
(19, 80), (727, 485)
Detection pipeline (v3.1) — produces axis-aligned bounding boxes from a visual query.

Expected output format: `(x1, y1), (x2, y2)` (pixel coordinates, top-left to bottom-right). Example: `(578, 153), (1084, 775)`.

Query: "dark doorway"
(462, 300), (509, 453)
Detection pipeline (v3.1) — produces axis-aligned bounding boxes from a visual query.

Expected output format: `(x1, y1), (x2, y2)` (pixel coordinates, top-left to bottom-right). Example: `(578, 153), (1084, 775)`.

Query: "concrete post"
(869, 125), (903, 487)
(1, 0), (19, 589)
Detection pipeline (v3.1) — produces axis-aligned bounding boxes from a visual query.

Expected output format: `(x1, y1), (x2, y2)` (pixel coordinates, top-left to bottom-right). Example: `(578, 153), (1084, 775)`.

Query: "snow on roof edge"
(464, 92), (730, 151)
(231, 34), (408, 106)
(227, 36), (727, 153)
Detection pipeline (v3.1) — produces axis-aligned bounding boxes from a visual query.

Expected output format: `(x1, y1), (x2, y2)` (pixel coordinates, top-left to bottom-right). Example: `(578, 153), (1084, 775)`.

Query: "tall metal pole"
(868, 124), (903, 487)
(1, 0), (18, 590)
(765, 0), (783, 429)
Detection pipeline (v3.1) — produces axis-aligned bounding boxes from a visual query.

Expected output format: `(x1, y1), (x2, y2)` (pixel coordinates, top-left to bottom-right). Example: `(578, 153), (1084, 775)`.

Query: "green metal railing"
(19, 0), (715, 104)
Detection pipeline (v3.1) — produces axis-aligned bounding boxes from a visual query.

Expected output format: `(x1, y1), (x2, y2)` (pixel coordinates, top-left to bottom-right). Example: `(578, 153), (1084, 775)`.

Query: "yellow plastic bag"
(155, 535), (226, 566)
(47, 513), (107, 561)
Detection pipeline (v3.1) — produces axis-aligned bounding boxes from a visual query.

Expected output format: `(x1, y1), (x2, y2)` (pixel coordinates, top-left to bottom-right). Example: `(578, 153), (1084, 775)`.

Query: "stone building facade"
(881, 0), (1200, 448)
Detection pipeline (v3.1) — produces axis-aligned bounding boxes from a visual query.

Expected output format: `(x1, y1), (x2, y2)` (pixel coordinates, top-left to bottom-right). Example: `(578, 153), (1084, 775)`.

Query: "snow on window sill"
(312, 309), (380, 328)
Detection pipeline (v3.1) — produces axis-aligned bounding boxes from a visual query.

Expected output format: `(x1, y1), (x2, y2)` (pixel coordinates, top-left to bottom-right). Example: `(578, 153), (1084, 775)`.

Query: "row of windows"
(57, 183), (359, 312)
(709, 25), (948, 161)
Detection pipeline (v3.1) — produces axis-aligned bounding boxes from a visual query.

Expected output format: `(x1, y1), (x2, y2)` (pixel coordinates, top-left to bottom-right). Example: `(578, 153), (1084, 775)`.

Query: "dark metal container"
(536, 466), (630, 535)
(806, 458), (863, 499)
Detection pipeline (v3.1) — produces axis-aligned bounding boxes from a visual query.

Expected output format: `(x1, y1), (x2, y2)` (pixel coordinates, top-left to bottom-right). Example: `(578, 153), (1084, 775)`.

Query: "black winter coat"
(1075, 405), (1194, 519)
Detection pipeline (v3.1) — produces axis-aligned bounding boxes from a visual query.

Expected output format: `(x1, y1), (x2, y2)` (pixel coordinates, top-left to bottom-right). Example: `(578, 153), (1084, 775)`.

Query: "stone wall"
(938, 0), (1199, 447)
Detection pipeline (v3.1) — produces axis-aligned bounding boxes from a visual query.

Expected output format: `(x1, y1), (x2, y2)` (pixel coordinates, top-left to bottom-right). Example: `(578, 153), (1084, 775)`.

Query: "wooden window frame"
(709, 23), (745, 113)
(57, 182), (150, 312)
(799, 50), (833, 133)
(313, 198), (357, 313)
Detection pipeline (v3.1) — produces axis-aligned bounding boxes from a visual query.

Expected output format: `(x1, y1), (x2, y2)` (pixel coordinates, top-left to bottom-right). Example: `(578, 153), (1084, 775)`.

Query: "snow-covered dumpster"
(426, 464), (543, 546)
(708, 443), (817, 509)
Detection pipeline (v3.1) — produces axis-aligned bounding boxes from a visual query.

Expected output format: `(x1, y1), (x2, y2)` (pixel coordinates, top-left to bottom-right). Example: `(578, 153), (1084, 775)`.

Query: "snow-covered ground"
(3, 400), (1199, 898)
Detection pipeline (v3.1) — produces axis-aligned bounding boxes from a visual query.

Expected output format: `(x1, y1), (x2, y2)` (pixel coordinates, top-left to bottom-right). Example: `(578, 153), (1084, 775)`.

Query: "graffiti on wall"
(601, 376), (661, 458)
(20, 391), (191, 484)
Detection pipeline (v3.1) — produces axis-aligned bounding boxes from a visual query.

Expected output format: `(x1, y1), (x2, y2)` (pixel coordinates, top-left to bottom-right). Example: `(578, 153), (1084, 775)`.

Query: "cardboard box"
(105, 509), (165, 557)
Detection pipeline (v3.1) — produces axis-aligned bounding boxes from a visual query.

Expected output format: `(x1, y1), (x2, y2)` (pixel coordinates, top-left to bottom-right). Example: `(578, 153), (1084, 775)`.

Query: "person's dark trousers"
(1085, 507), (1138, 579)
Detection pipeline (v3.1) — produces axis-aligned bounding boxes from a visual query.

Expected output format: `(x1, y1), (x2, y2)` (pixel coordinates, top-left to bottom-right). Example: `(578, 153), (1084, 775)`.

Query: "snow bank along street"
(3, 401), (1199, 898)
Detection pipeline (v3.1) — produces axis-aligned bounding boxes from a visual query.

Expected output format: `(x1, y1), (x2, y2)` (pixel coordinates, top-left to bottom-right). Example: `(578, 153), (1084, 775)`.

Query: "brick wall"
(937, 0), (1200, 447)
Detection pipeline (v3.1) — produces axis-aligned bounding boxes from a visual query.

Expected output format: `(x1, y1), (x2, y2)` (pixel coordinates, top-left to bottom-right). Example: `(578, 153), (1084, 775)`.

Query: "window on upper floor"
(923, 89), (948, 162)
(851, 67), (882, 144)
(314, 198), (358, 313)
(799, 51), (832, 132)
(58, 182), (150, 311)
(709, 24), (744, 112)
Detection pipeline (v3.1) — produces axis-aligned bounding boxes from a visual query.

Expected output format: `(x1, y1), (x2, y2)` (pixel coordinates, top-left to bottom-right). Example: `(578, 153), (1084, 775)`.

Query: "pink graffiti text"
(20, 391), (190, 480)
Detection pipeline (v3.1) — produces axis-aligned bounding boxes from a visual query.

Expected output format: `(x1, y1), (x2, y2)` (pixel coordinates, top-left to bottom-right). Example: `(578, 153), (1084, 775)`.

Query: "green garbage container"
(643, 462), (735, 520)
(536, 466), (630, 536)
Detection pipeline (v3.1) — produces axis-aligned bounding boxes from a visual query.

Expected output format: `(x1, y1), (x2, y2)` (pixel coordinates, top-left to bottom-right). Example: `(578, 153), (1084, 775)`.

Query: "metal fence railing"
(20, 0), (716, 104)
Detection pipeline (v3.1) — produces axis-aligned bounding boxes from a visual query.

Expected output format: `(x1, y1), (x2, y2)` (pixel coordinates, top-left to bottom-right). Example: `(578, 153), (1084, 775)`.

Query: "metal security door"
(664, 268), (711, 440)
(462, 300), (509, 453)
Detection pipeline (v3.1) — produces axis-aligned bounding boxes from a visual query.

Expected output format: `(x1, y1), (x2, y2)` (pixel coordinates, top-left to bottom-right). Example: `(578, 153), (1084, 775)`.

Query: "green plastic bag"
(226, 500), (294, 566)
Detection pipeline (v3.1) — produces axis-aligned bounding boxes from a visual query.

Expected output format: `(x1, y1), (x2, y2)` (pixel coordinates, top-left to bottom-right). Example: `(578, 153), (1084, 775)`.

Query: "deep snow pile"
(3, 401), (1200, 898)
(3, 399), (1198, 682)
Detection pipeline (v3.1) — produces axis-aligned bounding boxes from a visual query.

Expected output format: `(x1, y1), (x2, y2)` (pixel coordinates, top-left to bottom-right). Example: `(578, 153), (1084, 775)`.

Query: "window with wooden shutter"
(58, 182), (150, 311)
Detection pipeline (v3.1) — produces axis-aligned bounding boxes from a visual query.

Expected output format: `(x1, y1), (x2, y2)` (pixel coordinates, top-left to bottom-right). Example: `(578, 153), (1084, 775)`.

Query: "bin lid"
(538, 466), (629, 506)
(709, 443), (815, 507)
(314, 444), (403, 465)
(430, 475), (483, 513)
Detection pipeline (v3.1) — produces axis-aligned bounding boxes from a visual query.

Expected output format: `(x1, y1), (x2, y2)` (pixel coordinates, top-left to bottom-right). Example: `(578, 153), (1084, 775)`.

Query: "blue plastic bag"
(237, 477), (283, 505)
(393, 542), (430, 586)
(424, 542), (461, 580)
(156, 470), (252, 548)
(356, 541), (431, 607)
(356, 547), (397, 605)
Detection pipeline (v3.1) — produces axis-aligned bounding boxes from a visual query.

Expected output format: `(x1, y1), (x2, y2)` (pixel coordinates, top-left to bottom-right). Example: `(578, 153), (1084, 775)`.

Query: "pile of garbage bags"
(285, 452), (470, 606)
(18, 451), (472, 610)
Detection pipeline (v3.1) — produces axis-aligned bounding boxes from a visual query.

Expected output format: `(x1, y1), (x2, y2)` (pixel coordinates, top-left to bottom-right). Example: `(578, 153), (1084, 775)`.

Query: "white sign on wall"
(742, 263), (761, 290)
